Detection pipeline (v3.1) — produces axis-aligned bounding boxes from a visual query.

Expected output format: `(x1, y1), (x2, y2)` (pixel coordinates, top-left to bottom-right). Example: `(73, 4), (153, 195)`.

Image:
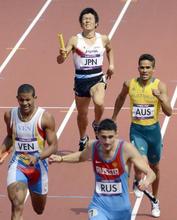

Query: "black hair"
(17, 84), (36, 97)
(98, 119), (117, 133)
(79, 7), (99, 24)
(138, 54), (155, 67)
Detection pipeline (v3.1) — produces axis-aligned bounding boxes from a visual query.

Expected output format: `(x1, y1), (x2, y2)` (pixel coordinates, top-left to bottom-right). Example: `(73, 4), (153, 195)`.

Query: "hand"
(59, 48), (67, 58)
(0, 151), (10, 164)
(19, 153), (38, 166)
(152, 89), (161, 99)
(138, 179), (150, 191)
(106, 65), (114, 79)
(49, 154), (63, 164)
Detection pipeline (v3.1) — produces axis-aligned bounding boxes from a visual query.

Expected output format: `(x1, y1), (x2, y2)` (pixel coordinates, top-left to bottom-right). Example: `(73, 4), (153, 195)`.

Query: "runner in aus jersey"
(112, 54), (172, 217)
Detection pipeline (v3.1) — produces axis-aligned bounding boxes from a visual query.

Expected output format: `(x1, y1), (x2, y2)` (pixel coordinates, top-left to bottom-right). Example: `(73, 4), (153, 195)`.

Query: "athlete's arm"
(39, 111), (58, 160)
(0, 111), (13, 163)
(123, 142), (156, 191)
(112, 81), (129, 121)
(57, 36), (76, 64)
(49, 140), (93, 163)
(103, 35), (114, 79)
(0, 111), (13, 164)
(152, 81), (172, 116)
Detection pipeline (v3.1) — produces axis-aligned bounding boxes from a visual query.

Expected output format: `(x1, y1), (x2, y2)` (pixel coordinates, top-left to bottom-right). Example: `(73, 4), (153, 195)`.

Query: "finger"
(0, 151), (10, 163)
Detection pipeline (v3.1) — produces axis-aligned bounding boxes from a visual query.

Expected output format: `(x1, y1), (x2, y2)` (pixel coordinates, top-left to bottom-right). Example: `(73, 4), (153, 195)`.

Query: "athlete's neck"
(18, 107), (37, 122)
(82, 31), (96, 39)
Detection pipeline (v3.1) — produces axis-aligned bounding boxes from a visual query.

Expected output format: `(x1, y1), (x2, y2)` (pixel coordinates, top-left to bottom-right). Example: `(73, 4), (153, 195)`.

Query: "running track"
(0, 1), (176, 219)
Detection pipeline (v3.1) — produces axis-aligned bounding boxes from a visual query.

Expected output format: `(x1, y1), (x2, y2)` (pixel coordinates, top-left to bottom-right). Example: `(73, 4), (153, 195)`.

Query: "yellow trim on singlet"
(129, 78), (161, 126)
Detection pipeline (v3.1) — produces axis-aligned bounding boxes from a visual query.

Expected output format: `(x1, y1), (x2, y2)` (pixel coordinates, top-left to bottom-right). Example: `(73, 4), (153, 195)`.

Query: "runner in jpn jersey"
(73, 32), (105, 79)
(88, 140), (131, 220)
(7, 107), (48, 194)
(73, 33), (106, 97)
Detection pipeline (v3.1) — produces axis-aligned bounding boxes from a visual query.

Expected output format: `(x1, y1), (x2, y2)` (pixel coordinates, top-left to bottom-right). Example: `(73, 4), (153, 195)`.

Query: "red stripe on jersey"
(37, 123), (46, 140)
(75, 48), (85, 57)
(93, 141), (124, 180)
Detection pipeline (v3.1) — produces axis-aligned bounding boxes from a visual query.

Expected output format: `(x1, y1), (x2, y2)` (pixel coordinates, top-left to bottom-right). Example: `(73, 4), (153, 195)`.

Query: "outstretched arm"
(49, 140), (93, 164)
(112, 81), (129, 121)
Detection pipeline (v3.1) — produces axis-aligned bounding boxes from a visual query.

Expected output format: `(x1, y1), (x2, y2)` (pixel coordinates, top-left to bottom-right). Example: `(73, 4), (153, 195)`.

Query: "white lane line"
(109, 0), (133, 39)
(56, 100), (76, 138)
(55, 0), (133, 138)
(0, 0), (52, 75)
(131, 85), (177, 220)
(0, 106), (176, 110)
(0, 0), (54, 204)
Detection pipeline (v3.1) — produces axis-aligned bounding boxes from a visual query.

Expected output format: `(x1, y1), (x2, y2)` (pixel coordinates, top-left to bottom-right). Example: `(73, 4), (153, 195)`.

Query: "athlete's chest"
(129, 83), (158, 103)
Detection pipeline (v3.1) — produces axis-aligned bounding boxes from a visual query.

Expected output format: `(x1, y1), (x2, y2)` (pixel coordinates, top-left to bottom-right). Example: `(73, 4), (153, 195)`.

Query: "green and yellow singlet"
(129, 78), (161, 126)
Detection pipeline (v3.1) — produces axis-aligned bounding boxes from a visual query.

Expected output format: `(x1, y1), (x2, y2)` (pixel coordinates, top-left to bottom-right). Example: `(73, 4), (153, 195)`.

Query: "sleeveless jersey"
(9, 107), (47, 167)
(129, 78), (161, 125)
(7, 107), (48, 194)
(73, 33), (105, 79)
(90, 140), (131, 212)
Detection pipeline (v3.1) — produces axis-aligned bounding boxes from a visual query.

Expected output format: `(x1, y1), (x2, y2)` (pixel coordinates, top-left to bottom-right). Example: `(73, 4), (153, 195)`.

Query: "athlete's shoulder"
(67, 35), (78, 47)
(124, 78), (134, 88)
(100, 34), (109, 43)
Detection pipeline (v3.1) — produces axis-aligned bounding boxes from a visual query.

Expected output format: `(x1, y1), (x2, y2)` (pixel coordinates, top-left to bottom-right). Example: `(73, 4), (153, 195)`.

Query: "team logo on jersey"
(112, 162), (118, 168)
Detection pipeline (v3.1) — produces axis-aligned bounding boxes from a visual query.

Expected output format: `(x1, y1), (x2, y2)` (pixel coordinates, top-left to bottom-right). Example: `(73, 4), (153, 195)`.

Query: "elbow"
(168, 108), (173, 116)
(167, 112), (172, 117)
(165, 109), (173, 116)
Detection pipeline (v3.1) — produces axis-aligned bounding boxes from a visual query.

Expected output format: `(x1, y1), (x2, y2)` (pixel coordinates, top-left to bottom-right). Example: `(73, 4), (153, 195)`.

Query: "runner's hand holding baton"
(135, 180), (158, 203)
(57, 33), (67, 58)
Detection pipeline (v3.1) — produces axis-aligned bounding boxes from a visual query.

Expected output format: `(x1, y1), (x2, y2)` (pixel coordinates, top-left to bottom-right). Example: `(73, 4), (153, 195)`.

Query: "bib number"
(132, 104), (154, 120)
(15, 138), (38, 152)
(96, 181), (122, 195)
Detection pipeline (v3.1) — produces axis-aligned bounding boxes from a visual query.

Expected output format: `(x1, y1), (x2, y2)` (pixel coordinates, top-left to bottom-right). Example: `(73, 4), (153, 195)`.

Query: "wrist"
(60, 156), (63, 162)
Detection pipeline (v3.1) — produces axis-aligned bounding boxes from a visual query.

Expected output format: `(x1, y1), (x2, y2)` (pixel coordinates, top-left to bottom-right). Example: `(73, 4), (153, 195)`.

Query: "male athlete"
(0, 84), (58, 220)
(49, 118), (155, 220)
(112, 54), (172, 217)
(57, 8), (114, 150)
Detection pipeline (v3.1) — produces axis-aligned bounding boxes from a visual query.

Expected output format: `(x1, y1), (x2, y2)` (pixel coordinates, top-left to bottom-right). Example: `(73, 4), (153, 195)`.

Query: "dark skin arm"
(112, 81), (129, 121)
(27, 111), (58, 165)
(0, 111), (13, 163)
(152, 81), (172, 116)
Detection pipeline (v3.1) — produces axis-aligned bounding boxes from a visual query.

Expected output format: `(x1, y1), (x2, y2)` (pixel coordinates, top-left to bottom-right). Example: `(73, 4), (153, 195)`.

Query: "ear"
(95, 23), (98, 28)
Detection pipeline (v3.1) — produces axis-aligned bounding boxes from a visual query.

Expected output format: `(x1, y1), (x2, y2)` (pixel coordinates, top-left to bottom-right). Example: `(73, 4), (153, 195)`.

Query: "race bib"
(88, 209), (98, 218)
(15, 137), (38, 152)
(132, 104), (154, 120)
(96, 181), (122, 195)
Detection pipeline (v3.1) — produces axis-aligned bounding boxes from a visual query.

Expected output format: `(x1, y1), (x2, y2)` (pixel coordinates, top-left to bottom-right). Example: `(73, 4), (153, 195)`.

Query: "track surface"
(0, 1), (176, 219)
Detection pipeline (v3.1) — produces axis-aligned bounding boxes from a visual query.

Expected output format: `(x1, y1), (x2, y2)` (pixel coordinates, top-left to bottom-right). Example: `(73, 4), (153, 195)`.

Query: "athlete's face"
(138, 60), (155, 82)
(81, 13), (97, 30)
(17, 92), (36, 115)
(98, 130), (117, 152)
